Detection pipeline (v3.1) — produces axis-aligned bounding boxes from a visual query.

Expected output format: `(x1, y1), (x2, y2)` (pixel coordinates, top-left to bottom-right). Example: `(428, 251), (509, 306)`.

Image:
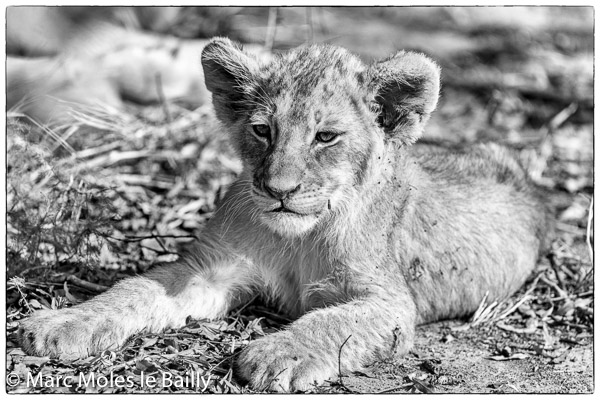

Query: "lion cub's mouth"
(271, 205), (298, 214)
(269, 201), (311, 215)
(266, 200), (325, 217)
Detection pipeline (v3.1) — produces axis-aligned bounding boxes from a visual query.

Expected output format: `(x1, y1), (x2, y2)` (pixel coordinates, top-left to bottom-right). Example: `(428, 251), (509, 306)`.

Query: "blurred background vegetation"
(6, 6), (594, 394)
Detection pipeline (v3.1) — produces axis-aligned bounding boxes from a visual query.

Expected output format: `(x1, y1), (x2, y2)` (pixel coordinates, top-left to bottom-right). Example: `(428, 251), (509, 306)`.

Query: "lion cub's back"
(413, 142), (531, 190)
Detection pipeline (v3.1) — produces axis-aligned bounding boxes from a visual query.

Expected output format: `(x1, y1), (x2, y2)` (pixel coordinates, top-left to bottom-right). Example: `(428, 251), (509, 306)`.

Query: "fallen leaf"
(246, 317), (265, 336)
(22, 356), (50, 367)
(28, 299), (43, 309)
(141, 337), (159, 348)
(136, 359), (158, 373)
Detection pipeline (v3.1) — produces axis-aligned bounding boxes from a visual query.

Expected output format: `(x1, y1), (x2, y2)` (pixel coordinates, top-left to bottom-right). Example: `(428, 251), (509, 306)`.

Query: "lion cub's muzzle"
(251, 181), (329, 217)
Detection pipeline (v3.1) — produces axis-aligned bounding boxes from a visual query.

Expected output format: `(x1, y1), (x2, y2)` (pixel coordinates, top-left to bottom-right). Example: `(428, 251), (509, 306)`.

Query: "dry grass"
(6, 102), (251, 393)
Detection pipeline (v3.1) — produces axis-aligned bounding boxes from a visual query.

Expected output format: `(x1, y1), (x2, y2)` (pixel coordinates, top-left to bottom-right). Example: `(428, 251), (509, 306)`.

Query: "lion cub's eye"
(315, 131), (339, 144)
(252, 124), (271, 140)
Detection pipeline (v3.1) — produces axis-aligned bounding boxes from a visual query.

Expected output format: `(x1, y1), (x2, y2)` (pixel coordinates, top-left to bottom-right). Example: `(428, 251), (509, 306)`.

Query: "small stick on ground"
(82, 150), (152, 169)
(152, 229), (171, 253)
(71, 141), (122, 160)
(232, 294), (259, 317)
(411, 377), (435, 394)
(58, 274), (109, 293)
(540, 275), (569, 299)
(104, 233), (196, 243)
(495, 293), (534, 321)
(377, 383), (414, 393)
(337, 335), (352, 387)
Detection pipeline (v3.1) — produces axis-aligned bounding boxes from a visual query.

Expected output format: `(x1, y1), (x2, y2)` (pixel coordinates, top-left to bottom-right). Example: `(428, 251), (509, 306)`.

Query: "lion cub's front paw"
(236, 332), (337, 392)
(18, 308), (126, 358)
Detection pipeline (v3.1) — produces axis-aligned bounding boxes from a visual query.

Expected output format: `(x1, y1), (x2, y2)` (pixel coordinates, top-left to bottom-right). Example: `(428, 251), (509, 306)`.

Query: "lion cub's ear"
(201, 37), (260, 125)
(368, 51), (440, 145)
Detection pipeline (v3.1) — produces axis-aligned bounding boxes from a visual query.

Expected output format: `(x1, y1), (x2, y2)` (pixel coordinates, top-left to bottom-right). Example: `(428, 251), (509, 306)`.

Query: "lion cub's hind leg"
(404, 144), (552, 323)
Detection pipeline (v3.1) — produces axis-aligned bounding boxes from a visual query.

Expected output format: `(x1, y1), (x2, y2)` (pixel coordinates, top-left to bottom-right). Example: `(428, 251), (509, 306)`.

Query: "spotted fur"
(18, 38), (553, 392)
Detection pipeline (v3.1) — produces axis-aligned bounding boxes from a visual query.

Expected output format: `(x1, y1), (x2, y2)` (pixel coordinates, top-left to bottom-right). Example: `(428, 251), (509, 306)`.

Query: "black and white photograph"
(4, 4), (594, 394)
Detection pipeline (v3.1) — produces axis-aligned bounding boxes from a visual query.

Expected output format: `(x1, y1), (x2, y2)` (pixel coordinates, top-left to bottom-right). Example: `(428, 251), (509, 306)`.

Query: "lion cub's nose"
(263, 180), (302, 200)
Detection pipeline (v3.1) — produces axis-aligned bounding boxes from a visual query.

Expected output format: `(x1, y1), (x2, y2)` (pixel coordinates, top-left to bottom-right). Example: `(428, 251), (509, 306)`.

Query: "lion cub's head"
(201, 38), (439, 237)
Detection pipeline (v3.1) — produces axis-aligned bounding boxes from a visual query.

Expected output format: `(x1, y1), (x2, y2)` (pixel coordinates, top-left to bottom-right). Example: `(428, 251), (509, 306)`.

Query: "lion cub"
(19, 38), (552, 392)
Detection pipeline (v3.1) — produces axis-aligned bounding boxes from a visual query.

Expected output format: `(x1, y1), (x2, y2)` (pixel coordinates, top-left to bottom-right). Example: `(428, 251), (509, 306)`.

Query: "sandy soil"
(339, 321), (592, 394)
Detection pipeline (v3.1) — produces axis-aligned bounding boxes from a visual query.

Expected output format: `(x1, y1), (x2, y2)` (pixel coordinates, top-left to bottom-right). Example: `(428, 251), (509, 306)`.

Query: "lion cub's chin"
(258, 212), (321, 238)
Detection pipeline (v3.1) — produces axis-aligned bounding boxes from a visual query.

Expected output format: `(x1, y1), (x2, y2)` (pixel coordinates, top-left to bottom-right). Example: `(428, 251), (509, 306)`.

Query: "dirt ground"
(340, 322), (592, 394)
(6, 6), (594, 394)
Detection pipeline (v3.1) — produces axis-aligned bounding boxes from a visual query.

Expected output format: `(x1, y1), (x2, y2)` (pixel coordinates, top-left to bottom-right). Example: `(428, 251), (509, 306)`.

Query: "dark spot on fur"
(334, 59), (346, 75)
(409, 257), (424, 280)
(356, 71), (365, 85)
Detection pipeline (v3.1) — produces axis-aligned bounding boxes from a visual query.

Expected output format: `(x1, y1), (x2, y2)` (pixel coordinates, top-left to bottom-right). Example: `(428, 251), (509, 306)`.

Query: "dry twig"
(56, 274), (110, 293)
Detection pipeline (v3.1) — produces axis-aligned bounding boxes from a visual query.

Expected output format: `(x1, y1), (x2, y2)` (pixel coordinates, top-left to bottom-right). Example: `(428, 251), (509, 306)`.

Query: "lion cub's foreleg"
(236, 275), (417, 392)
(18, 234), (253, 358)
